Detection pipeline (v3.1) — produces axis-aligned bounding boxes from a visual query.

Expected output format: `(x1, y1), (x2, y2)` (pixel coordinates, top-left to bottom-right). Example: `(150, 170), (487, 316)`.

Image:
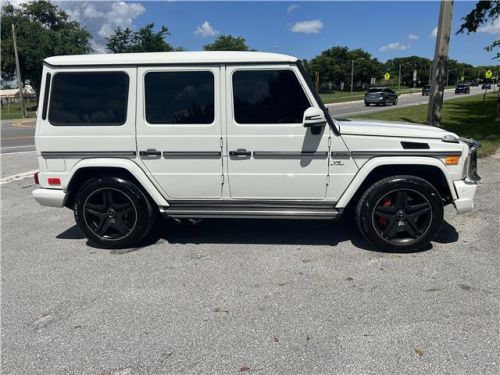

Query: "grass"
(1, 100), (37, 120)
(352, 92), (500, 157)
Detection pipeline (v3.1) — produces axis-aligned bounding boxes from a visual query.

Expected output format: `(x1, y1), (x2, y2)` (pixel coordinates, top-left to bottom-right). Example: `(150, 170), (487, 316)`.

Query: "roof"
(45, 51), (298, 67)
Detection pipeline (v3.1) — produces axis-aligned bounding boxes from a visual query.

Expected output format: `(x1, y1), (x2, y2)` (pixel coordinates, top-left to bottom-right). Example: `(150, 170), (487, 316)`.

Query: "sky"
(28, 1), (500, 66)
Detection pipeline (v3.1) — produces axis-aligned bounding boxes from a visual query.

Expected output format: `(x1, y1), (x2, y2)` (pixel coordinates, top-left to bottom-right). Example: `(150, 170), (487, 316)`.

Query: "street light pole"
(11, 23), (27, 118)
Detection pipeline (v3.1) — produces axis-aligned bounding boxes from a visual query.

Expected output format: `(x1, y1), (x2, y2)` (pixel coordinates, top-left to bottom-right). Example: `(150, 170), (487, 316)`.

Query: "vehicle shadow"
(57, 216), (459, 254)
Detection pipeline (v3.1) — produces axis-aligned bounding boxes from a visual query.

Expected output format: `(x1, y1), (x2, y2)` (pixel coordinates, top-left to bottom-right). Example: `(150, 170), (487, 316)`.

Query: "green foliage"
(457, 0), (500, 59)
(106, 23), (175, 53)
(384, 56), (433, 87)
(353, 93), (500, 157)
(308, 47), (383, 92)
(1, 0), (91, 95)
(203, 35), (251, 51)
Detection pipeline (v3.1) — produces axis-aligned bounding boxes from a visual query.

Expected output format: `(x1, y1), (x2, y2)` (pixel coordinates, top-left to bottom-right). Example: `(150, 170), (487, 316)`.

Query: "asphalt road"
(1, 151), (499, 374)
(0, 86), (490, 155)
(326, 86), (486, 117)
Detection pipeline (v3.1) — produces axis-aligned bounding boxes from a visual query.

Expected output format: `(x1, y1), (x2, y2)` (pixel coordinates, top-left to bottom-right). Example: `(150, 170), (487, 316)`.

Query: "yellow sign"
(485, 70), (493, 79)
(384, 72), (391, 81)
(461, 75), (464, 81)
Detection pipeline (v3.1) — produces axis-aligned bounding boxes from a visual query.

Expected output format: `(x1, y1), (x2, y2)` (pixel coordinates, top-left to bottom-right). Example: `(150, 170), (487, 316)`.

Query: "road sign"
(384, 72), (390, 81)
(485, 70), (493, 79)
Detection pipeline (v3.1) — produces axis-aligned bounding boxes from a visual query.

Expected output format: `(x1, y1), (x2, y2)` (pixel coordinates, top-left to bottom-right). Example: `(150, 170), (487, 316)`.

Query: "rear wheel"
(365, 101), (370, 107)
(355, 175), (443, 252)
(74, 177), (156, 248)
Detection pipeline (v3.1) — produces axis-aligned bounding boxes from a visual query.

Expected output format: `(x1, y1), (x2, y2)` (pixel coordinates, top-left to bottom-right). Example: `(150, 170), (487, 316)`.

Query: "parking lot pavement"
(1, 153), (499, 374)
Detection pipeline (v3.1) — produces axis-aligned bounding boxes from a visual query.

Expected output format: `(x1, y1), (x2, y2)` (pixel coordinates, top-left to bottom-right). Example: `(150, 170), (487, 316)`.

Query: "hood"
(337, 119), (457, 140)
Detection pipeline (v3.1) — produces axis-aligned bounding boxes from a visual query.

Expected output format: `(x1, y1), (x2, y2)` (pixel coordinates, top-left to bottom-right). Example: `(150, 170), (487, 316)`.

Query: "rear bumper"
(32, 188), (67, 208)
(364, 97), (385, 104)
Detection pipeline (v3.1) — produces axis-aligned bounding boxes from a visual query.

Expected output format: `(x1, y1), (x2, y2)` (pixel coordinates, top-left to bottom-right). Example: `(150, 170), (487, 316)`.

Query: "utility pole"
(351, 60), (354, 93)
(398, 64), (402, 91)
(12, 23), (27, 118)
(426, 0), (453, 127)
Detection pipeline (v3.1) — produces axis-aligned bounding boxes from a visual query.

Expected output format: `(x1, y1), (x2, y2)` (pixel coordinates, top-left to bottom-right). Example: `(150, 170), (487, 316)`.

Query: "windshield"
(367, 88), (382, 93)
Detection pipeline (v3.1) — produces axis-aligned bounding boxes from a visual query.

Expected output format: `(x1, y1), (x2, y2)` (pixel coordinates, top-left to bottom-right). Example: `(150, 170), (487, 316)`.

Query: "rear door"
(136, 66), (223, 199)
(224, 65), (330, 200)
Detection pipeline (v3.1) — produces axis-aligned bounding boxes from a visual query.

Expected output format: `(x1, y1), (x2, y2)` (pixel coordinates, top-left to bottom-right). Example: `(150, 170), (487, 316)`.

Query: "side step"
(162, 201), (340, 220)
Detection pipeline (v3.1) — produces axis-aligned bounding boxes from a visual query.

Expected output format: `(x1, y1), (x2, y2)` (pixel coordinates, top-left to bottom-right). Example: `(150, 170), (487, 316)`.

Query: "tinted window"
(49, 72), (129, 126)
(233, 70), (310, 124)
(368, 88), (382, 93)
(145, 71), (214, 124)
(41, 73), (51, 120)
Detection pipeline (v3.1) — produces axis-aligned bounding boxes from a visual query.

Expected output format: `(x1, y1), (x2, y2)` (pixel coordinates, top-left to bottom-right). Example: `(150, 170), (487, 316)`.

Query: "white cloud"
(379, 42), (410, 52)
(431, 27), (438, 38)
(194, 21), (219, 37)
(291, 20), (323, 34)
(58, 1), (146, 52)
(408, 33), (419, 41)
(477, 17), (500, 34)
(287, 4), (300, 14)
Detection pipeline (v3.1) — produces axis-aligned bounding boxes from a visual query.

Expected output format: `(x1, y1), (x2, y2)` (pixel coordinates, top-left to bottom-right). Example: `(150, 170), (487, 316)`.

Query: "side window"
(233, 69), (310, 124)
(145, 71), (214, 124)
(49, 72), (129, 126)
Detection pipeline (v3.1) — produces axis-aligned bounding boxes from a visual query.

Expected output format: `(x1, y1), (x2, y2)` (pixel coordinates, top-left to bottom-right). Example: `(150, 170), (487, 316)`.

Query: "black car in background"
(422, 85), (431, 96)
(455, 84), (470, 94)
(364, 87), (398, 106)
(481, 83), (492, 89)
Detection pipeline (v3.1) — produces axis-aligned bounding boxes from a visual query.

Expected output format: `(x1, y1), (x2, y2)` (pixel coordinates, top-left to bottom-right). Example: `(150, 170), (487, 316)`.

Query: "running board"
(162, 201), (340, 220)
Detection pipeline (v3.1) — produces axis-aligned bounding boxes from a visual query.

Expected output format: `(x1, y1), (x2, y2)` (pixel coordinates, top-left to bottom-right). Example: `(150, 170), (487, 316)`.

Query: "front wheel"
(74, 177), (156, 248)
(355, 175), (443, 252)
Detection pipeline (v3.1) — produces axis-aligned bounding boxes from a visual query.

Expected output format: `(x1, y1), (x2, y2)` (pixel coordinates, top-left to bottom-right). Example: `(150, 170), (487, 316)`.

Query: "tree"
(106, 23), (177, 53)
(457, 0), (500, 59)
(308, 47), (383, 91)
(384, 56), (433, 87)
(1, 0), (91, 96)
(203, 35), (251, 51)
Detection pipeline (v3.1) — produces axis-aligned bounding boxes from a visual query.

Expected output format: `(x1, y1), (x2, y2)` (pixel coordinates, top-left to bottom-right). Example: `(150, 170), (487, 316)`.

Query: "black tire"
(393, 97), (398, 105)
(365, 102), (370, 107)
(355, 175), (443, 252)
(383, 99), (388, 106)
(74, 177), (156, 249)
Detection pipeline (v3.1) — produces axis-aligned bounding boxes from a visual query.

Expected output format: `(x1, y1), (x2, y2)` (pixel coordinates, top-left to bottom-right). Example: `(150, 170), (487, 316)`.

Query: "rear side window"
(145, 71), (214, 124)
(49, 72), (129, 126)
(233, 70), (310, 124)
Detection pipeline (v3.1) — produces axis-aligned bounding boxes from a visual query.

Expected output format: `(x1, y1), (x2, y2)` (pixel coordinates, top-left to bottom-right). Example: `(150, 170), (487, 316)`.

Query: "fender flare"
(65, 158), (170, 207)
(335, 156), (457, 208)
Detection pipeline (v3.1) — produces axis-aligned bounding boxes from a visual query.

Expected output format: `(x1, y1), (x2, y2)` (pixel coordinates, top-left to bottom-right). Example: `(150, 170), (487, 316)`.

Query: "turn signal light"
(48, 177), (61, 186)
(443, 156), (460, 165)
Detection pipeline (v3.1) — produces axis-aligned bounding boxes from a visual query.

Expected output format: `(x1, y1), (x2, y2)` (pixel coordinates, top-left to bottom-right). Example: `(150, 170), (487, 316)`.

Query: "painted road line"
(0, 169), (38, 185)
(0, 150), (37, 156)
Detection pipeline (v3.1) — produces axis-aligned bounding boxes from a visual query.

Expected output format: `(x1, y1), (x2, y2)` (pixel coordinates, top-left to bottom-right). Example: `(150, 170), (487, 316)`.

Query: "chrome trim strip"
(163, 208), (339, 220)
(331, 151), (351, 157)
(41, 151), (137, 158)
(253, 151), (328, 158)
(163, 151), (221, 157)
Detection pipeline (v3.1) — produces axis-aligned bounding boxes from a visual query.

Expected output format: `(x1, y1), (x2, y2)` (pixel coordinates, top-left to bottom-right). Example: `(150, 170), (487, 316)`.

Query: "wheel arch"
(336, 157), (457, 209)
(63, 158), (169, 209)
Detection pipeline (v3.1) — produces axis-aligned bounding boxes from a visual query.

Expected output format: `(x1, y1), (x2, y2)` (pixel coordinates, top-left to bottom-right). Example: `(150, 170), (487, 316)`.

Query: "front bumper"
(33, 188), (67, 208)
(453, 138), (481, 214)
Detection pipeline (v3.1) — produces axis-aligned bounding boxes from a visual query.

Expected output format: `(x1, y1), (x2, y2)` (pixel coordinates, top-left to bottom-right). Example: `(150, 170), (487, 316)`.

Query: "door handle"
(229, 149), (252, 157)
(139, 148), (161, 157)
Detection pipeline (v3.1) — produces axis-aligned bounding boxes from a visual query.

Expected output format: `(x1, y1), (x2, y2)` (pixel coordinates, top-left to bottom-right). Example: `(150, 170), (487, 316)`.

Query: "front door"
(224, 65), (330, 200)
(136, 66), (223, 199)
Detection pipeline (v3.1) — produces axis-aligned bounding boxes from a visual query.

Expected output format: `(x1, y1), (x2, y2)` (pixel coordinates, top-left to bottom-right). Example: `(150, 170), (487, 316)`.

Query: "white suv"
(33, 51), (480, 251)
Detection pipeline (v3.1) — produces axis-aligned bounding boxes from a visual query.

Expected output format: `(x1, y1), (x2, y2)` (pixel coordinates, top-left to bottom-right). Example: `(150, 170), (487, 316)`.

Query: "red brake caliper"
(377, 197), (392, 228)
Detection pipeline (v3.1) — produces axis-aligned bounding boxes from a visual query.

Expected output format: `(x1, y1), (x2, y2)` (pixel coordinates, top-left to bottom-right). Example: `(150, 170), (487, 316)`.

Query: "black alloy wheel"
(372, 189), (431, 244)
(74, 177), (156, 248)
(83, 188), (137, 240)
(355, 175), (444, 252)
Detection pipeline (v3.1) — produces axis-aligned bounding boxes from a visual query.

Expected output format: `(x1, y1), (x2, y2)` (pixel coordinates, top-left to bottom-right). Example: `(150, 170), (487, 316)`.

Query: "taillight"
(34, 172), (39, 185)
(48, 177), (61, 186)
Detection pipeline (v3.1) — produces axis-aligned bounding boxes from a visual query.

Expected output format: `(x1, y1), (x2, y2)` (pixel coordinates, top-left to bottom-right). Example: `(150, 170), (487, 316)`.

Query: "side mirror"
(303, 107), (327, 128)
